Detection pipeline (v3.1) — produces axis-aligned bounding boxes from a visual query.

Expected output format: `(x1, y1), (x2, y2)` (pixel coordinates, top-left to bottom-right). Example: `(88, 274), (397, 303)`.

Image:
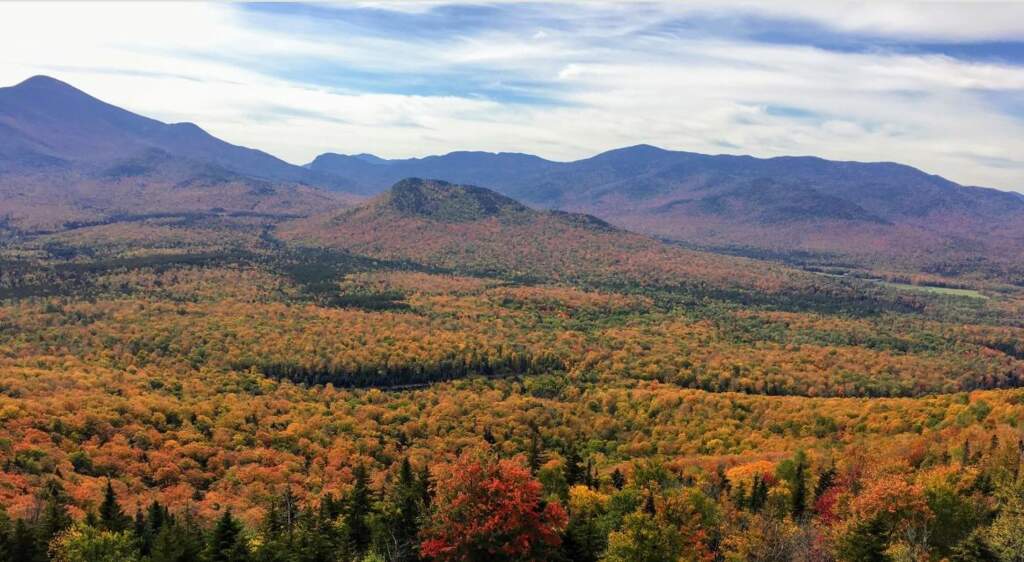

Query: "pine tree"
(98, 480), (131, 532)
(345, 464), (374, 555)
(137, 501), (169, 557)
(564, 445), (584, 487)
(583, 458), (598, 489)
(611, 468), (626, 490)
(791, 453), (808, 519)
(134, 508), (146, 545)
(750, 475), (768, 513)
(714, 464), (730, 499)
(417, 464), (432, 509)
(814, 465), (836, 502)
(385, 458), (424, 562)
(151, 518), (205, 562)
(11, 519), (41, 562)
(291, 506), (337, 562)
(206, 509), (249, 562)
(643, 492), (657, 515)
(39, 480), (72, 546)
(734, 482), (748, 510)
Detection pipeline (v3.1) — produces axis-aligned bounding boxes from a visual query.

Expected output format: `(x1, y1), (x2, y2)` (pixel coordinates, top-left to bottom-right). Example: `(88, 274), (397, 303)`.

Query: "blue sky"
(3, 1), (1024, 191)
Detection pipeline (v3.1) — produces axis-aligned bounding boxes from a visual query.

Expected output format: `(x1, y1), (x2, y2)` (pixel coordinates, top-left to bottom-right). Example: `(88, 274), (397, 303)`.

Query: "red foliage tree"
(420, 452), (568, 562)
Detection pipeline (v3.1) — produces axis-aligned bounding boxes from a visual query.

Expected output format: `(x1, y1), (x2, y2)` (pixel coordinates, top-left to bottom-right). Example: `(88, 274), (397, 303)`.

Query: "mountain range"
(307, 147), (1024, 277)
(2, 75), (1023, 282)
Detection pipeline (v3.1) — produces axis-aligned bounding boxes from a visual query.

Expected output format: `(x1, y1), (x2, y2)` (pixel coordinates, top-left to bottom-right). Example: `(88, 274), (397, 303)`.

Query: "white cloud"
(1, 1), (1023, 191)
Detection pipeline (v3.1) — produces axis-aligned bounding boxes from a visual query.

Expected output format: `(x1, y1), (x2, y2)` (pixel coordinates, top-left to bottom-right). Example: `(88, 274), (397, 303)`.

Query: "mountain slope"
(0, 76), (351, 231)
(307, 145), (1024, 278)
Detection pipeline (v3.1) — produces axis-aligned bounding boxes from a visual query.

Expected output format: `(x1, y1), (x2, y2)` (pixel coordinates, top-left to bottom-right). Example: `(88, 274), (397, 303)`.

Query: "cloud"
(1, 1), (1023, 191)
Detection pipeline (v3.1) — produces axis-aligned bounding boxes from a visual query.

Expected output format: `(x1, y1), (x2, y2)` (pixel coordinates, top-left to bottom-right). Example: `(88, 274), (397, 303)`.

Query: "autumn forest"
(1, 185), (1023, 562)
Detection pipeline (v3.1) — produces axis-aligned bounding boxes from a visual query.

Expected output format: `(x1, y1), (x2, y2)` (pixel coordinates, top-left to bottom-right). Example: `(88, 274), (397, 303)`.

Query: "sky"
(3, 2), (1024, 192)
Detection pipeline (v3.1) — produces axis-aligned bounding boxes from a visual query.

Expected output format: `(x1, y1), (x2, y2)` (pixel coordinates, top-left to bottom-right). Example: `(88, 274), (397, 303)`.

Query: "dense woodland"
(2, 211), (1024, 562)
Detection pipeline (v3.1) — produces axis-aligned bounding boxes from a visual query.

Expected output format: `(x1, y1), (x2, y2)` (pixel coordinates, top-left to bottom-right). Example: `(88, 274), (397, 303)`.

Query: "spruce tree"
(139, 501), (169, 557)
(207, 509), (249, 562)
(734, 482), (748, 511)
(11, 519), (41, 562)
(814, 465), (836, 502)
(151, 519), (205, 562)
(417, 464), (432, 509)
(98, 480), (131, 532)
(38, 480), (72, 546)
(791, 453), (808, 519)
(610, 468), (626, 490)
(564, 445), (584, 487)
(345, 464), (374, 555)
(386, 458), (423, 562)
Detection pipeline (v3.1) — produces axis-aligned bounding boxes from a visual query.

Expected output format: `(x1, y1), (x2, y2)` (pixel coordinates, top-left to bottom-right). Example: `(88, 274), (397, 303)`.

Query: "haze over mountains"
(2, 75), (1023, 281)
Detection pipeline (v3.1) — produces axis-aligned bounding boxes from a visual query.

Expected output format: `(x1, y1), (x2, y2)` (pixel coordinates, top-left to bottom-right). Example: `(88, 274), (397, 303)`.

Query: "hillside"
(280, 178), (871, 298)
(308, 145), (1024, 280)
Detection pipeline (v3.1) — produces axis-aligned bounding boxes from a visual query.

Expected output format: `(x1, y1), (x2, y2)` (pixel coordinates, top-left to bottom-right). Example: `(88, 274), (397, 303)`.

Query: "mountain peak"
(352, 153), (387, 164)
(378, 178), (529, 222)
(13, 75), (73, 90)
(5, 75), (96, 103)
(604, 144), (670, 156)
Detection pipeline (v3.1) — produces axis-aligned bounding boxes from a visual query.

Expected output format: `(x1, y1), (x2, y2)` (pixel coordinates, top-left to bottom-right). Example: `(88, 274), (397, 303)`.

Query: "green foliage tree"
(949, 529), (999, 562)
(49, 525), (140, 562)
(838, 517), (890, 562)
(602, 511), (680, 562)
(926, 483), (981, 556)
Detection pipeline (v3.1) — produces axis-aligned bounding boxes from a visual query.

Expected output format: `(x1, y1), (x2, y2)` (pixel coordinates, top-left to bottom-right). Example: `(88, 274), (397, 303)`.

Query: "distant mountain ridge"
(0, 76), (350, 230)
(0, 75), (349, 188)
(308, 145), (1024, 278)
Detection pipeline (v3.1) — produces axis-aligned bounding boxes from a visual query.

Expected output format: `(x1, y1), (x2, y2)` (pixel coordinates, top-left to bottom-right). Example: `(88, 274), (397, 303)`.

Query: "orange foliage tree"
(420, 452), (568, 562)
